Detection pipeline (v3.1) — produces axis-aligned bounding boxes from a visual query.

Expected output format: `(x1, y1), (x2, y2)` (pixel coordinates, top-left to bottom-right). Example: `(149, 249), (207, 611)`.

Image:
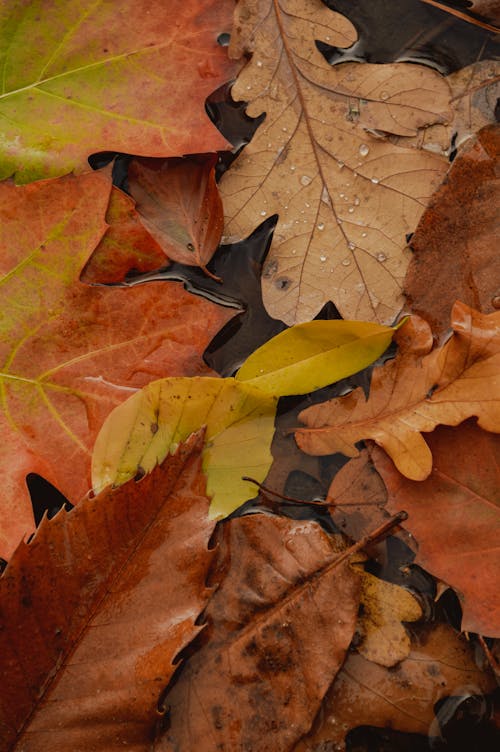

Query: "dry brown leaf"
(154, 514), (361, 751)
(296, 302), (500, 480)
(0, 431), (215, 751)
(220, 0), (451, 324)
(448, 62), (500, 149)
(355, 569), (423, 667)
(295, 623), (497, 752)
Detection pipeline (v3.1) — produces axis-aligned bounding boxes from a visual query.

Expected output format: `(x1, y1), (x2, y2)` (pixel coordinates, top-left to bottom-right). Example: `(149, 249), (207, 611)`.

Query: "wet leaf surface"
(154, 513), (361, 751)
(0, 432), (214, 751)
(296, 303), (500, 481)
(0, 0), (239, 182)
(372, 421), (500, 637)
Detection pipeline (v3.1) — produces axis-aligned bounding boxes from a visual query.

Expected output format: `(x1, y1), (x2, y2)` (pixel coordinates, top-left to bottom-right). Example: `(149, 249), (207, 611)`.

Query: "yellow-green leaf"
(236, 320), (396, 397)
(92, 377), (277, 519)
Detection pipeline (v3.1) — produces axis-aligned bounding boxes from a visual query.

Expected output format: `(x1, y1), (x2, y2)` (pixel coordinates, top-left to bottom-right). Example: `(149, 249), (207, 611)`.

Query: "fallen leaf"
(0, 172), (234, 559)
(447, 62), (500, 148)
(0, 0), (239, 182)
(295, 623), (497, 752)
(81, 185), (168, 284)
(372, 421), (500, 637)
(0, 431), (215, 751)
(154, 513), (361, 751)
(296, 302), (500, 481)
(92, 376), (277, 519)
(236, 319), (397, 397)
(355, 569), (423, 667)
(127, 156), (223, 276)
(220, 0), (451, 324)
(404, 125), (500, 337)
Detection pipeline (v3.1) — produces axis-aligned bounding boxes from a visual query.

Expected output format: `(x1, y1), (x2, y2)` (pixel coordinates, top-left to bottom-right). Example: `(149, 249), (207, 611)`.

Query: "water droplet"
(359, 144), (369, 157)
(371, 177), (380, 184)
(305, 202), (310, 208)
(290, 165), (296, 171)
(361, 232), (367, 237)
(354, 196), (360, 206)
(267, 142), (272, 148)
(337, 218), (343, 225)
(317, 223), (325, 231)
(342, 258), (351, 266)
(260, 210), (267, 216)
(320, 254), (327, 262)
(339, 193), (345, 198)
(256, 60), (263, 68)
(300, 175), (312, 186)
(282, 126), (288, 132)
(321, 187), (331, 205)
(246, 84), (252, 91)
(377, 252), (387, 261)
(380, 90), (389, 100)
(337, 160), (344, 169)
(348, 241), (356, 250)
(491, 296), (500, 309)
(348, 207), (354, 213)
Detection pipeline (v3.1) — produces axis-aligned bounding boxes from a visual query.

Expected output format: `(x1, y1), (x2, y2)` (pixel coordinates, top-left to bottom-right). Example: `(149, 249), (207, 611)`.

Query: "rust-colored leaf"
(296, 623), (497, 752)
(154, 514), (361, 751)
(0, 171), (234, 559)
(372, 421), (500, 637)
(0, 431), (215, 751)
(128, 156), (224, 277)
(296, 303), (500, 481)
(81, 185), (168, 284)
(405, 125), (500, 337)
(220, 0), (451, 324)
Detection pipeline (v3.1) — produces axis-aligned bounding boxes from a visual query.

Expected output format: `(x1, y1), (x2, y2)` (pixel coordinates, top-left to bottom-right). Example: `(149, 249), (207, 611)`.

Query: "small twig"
(478, 634), (500, 677)
(326, 511), (409, 572)
(418, 0), (500, 33)
(242, 476), (331, 506)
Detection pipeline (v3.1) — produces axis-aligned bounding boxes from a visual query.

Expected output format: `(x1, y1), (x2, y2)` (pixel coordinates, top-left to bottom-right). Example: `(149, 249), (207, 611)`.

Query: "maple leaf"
(405, 125), (500, 336)
(0, 0), (239, 182)
(296, 302), (500, 480)
(295, 623), (497, 752)
(154, 513), (361, 751)
(0, 171), (234, 559)
(219, 0), (451, 324)
(127, 155), (224, 277)
(372, 421), (500, 637)
(0, 432), (215, 751)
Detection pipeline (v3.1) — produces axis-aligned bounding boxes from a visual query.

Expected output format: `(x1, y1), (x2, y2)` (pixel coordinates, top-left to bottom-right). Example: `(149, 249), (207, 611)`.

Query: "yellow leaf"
(92, 377), (277, 519)
(236, 319), (396, 397)
(355, 569), (422, 667)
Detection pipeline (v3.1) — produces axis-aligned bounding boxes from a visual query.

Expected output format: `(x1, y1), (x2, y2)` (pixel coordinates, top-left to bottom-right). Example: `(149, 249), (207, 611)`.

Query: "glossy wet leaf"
(296, 303), (500, 480)
(236, 319), (397, 396)
(154, 513), (360, 751)
(128, 155), (224, 275)
(0, 432), (215, 751)
(0, 172), (234, 559)
(220, 0), (451, 324)
(0, 0), (239, 182)
(373, 421), (500, 637)
(92, 377), (277, 519)
(405, 125), (500, 337)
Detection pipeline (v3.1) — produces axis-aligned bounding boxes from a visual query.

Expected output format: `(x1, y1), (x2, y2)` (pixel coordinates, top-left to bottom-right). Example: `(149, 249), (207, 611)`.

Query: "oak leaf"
(372, 421), (500, 637)
(0, 432), (215, 751)
(154, 513), (361, 751)
(405, 125), (500, 337)
(220, 0), (451, 324)
(296, 302), (500, 480)
(295, 623), (497, 752)
(0, 0), (239, 182)
(127, 156), (224, 276)
(0, 171), (234, 559)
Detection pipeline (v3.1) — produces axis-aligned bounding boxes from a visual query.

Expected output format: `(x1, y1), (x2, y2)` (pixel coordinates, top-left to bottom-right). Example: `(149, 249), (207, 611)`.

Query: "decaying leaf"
(0, 172), (234, 559)
(92, 376), (277, 519)
(81, 185), (168, 284)
(0, 432), (215, 751)
(127, 156), (224, 276)
(295, 623), (497, 752)
(154, 513), (361, 751)
(296, 302), (500, 481)
(447, 62), (500, 149)
(220, 0), (451, 324)
(355, 569), (423, 667)
(405, 125), (500, 337)
(0, 0), (239, 182)
(236, 319), (397, 396)
(372, 421), (500, 637)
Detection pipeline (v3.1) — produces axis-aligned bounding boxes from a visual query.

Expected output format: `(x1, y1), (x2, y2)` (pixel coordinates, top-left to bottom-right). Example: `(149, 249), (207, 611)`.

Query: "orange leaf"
(0, 171), (234, 559)
(372, 421), (500, 637)
(296, 303), (500, 480)
(0, 432), (215, 751)
(128, 155), (224, 278)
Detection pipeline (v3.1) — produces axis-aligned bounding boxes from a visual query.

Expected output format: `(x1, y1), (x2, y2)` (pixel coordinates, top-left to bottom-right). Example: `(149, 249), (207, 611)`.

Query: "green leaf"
(0, 0), (237, 182)
(92, 377), (277, 519)
(236, 320), (396, 397)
